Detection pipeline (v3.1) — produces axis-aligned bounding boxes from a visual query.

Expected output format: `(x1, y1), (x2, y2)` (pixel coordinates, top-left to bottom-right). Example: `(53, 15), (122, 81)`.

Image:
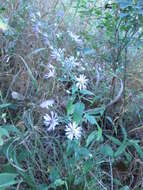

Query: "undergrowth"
(0, 0), (143, 189)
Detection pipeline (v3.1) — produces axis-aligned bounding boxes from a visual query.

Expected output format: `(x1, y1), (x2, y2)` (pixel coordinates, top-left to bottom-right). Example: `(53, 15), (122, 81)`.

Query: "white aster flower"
(44, 64), (56, 79)
(65, 122), (82, 140)
(68, 31), (82, 44)
(40, 99), (54, 109)
(45, 69), (56, 79)
(44, 111), (58, 131)
(75, 74), (88, 90)
(51, 48), (65, 62)
(64, 56), (79, 70)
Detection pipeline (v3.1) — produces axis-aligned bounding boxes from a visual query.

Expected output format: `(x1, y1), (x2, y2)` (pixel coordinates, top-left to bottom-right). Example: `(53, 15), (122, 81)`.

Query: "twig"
(96, 68), (100, 88)
(109, 157), (113, 190)
(89, 171), (107, 190)
(106, 78), (123, 110)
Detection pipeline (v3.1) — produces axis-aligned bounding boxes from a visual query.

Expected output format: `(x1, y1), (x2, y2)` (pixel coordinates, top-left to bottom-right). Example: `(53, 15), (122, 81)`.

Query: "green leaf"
(106, 135), (121, 146)
(119, 186), (130, 190)
(72, 85), (78, 94)
(83, 160), (93, 174)
(85, 113), (102, 140)
(121, 125), (127, 141)
(96, 125), (102, 141)
(129, 140), (143, 161)
(49, 167), (60, 182)
(0, 173), (19, 188)
(0, 128), (9, 145)
(87, 107), (105, 116)
(100, 144), (114, 157)
(114, 142), (128, 157)
(78, 147), (91, 158)
(1, 124), (21, 135)
(66, 97), (75, 116)
(106, 116), (117, 134)
(86, 114), (97, 125)
(38, 184), (48, 190)
(73, 102), (85, 124)
(80, 89), (94, 96)
(54, 179), (65, 186)
(0, 103), (12, 109)
(86, 131), (97, 147)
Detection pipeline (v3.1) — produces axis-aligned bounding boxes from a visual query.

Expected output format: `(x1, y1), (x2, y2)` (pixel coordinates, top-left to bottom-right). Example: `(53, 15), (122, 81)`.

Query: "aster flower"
(75, 74), (88, 90)
(32, 21), (41, 33)
(44, 64), (56, 79)
(29, 12), (36, 22)
(64, 56), (79, 70)
(51, 48), (65, 62)
(44, 111), (58, 131)
(40, 99), (54, 109)
(65, 122), (82, 140)
(68, 31), (82, 44)
(43, 32), (49, 46)
(44, 69), (56, 79)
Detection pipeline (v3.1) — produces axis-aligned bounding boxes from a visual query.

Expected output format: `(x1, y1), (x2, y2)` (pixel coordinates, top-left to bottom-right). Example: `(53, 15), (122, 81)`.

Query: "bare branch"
(106, 78), (123, 109)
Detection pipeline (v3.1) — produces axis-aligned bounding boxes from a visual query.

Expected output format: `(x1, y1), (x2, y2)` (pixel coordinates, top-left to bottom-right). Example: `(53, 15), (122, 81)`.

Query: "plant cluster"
(0, 0), (143, 190)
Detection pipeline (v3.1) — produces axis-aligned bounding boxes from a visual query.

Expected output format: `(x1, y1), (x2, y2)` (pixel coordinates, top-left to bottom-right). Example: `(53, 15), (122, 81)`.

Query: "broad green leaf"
(1, 124), (21, 135)
(114, 125), (128, 157)
(0, 128), (9, 145)
(106, 116), (117, 134)
(129, 140), (143, 161)
(86, 114), (102, 141)
(78, 147), (91, 158)
(72, 85), (78, 94)
(74, 176), (83, 185)
(38, 184), (48, 190)
(114, 142), (128, 157)
(124, 152), (132, 162)
(96, 125), (102, 141)
(106, 135), (121, 146)
(54, 179), (65, 186)
(73, 102), (85, 124)
(121, 125), (127, 141)
(86, 114), (97, 125)
(119, 186), (130, 190)
(66, 97), (75, 116)
(87, 107), (105, 116)
(100, 144), (114, 157)
(49, 167), (60, 182)
(83, 160), (93, 174)
(0, 103), (12, 109)
(80, 89), (94, 96)
(86, 131), (97, 147)
(0, 173), (19, 188)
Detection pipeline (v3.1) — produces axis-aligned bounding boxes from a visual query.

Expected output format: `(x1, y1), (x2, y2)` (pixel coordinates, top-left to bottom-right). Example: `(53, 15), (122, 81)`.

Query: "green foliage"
(0, 173), (20, 189)
(0, 0), (143, 189)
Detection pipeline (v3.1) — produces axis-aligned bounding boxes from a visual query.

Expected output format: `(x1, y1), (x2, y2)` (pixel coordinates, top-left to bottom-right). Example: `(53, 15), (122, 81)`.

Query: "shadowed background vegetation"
(1, 0), (143, 189)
